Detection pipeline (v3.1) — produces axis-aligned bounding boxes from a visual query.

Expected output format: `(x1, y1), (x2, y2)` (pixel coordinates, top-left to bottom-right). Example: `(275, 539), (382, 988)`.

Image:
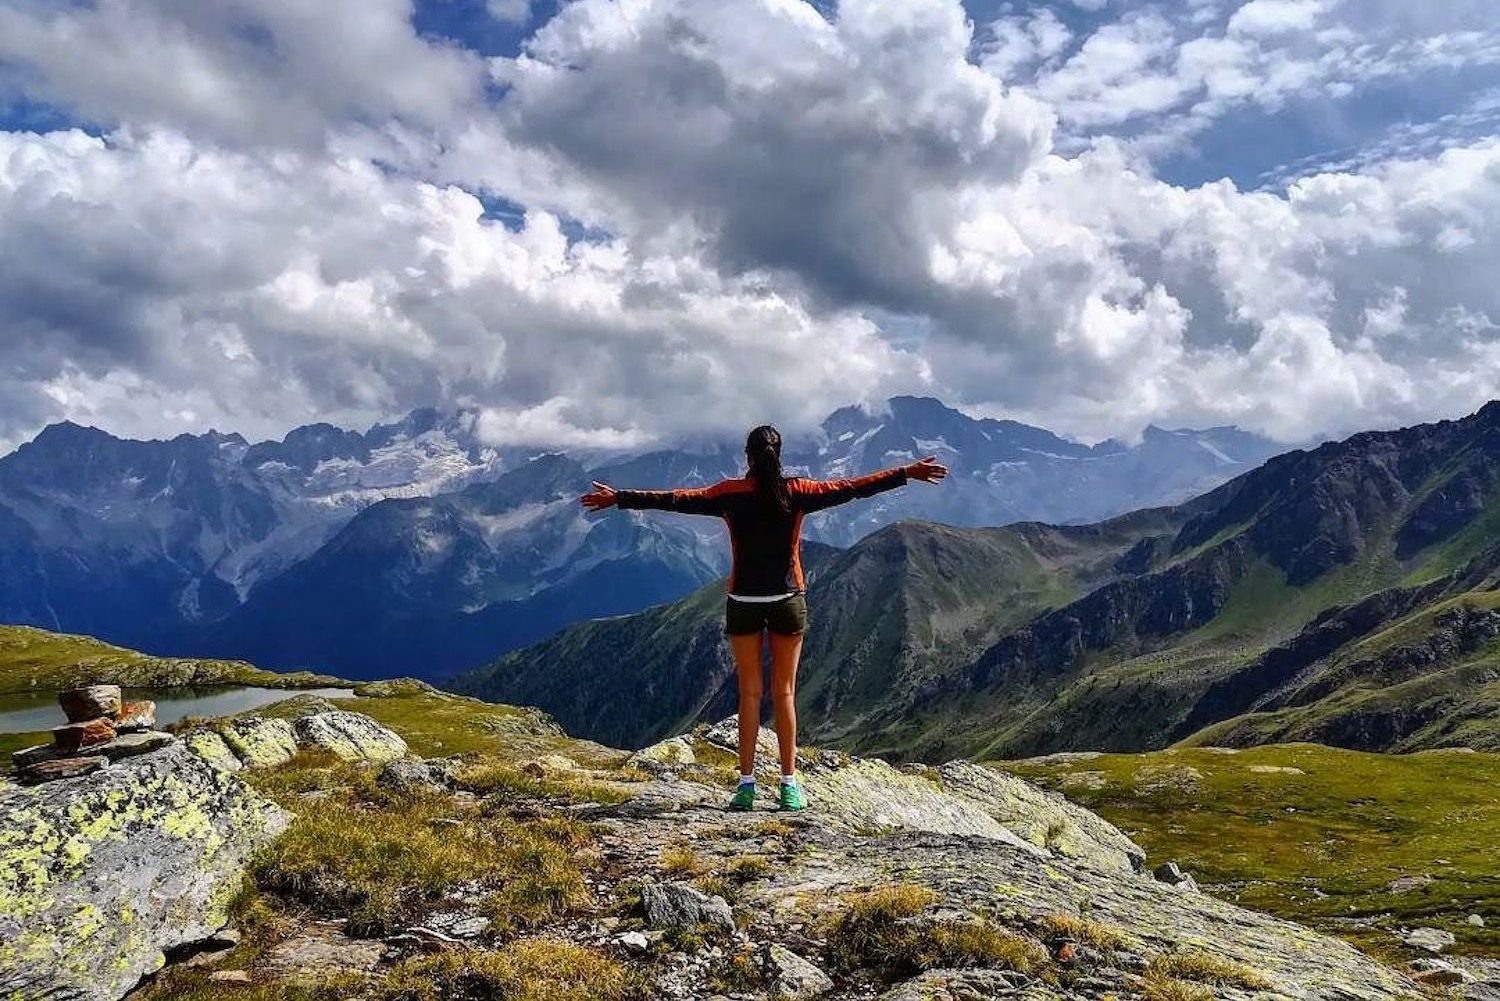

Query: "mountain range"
(456, 403), (1500, 758)
(0, 397), (1283, 679)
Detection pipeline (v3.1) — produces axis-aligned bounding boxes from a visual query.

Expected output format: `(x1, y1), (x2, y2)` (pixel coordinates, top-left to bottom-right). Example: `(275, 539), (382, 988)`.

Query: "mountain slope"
(478, 403), (1500, 758)
(195, 454), (726, 679)
(0, 396), (1283, 677)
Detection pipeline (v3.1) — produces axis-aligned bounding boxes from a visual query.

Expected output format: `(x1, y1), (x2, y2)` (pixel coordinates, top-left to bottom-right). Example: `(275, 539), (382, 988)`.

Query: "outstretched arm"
(581, 479), (736, 516)
(792, 456), (947, 513)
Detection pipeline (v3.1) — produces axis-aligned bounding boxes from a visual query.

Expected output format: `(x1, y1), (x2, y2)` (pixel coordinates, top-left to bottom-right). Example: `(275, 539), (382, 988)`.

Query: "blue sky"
(0, 0), (1496, 450)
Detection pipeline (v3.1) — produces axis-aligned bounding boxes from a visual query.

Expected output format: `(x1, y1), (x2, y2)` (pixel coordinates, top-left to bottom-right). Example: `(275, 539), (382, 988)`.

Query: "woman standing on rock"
(581, 425), (947, 811)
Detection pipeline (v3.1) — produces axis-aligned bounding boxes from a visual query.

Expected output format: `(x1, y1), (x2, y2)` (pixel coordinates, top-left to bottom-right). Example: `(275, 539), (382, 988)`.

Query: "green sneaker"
(727, 784), (757, 812)
(779, 781), (806, 812)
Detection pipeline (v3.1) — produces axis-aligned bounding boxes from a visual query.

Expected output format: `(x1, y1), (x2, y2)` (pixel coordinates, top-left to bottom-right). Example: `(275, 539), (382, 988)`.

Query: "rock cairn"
(11, 684), (171, 785)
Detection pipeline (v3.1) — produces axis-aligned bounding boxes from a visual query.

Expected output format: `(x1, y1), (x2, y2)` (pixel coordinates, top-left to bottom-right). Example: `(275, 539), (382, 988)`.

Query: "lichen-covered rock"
(0, 742), (290, 1001)
(220, 716), (298, 768)
(59, 685), (122, 723)
(292, 711), (407, 763)
(594, 765), (1421, 1001)
(626, 735), (697, 773)
(181, 729), (244, 773)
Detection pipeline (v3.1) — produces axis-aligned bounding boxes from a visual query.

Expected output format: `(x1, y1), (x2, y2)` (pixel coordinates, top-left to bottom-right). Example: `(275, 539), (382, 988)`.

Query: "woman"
(581, 425), (947, 811)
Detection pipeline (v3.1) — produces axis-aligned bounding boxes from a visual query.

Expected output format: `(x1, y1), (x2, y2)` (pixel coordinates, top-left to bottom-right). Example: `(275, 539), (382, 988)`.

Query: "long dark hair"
(745, 425), (791, 514)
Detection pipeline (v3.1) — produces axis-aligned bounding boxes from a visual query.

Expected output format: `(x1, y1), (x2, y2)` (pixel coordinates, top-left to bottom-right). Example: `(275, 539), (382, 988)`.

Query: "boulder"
(181, 729), (244, 773)
(53, 717), (117, 753)
(640, 882), (735, 931)
(115, 700), (157, 733)
(59, 685), (122, 722)
(0, 741), (289, 1001)
(291, 711), (407, 763)
(220, 717), (298, 768)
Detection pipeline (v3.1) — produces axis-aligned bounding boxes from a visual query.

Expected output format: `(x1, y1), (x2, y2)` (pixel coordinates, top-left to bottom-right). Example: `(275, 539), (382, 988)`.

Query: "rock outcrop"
(583, 720), (1425, 1000)
(0, 742), (289, 1001)
(291, 711), (407, 763)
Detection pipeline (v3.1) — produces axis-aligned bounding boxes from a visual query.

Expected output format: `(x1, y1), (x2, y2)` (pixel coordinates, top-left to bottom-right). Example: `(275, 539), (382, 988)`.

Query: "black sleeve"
(614, 481), (734, 516)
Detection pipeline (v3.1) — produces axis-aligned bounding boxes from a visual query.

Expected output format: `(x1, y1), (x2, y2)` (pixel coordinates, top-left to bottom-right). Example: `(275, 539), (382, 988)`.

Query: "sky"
(0, 0), (1498, 452)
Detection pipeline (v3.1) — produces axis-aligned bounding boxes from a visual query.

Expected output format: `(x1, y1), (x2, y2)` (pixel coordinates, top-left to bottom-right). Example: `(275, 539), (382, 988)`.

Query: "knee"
(771, 679), (795, 702)
(737, 677), (763, 701)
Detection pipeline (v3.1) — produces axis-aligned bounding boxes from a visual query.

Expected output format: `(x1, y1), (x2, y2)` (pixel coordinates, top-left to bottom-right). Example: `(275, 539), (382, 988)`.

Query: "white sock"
(781, 774), (798, 787)
(738, 774), (756, 787)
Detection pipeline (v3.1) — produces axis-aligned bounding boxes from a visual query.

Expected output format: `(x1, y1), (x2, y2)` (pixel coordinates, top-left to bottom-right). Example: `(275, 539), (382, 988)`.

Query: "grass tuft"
(375, 938), (642, 1001)
(1035, 911), (1126, 951)
(247, 758), (593, 936)
(1141, 972), (1215, 1001)
(824, 884), (1049, 979)
(1148, 950), (1273, 990)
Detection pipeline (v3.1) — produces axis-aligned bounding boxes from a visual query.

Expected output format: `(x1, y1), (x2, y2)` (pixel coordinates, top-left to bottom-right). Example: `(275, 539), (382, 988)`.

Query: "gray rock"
(763, 943), (833, 999)
(220, 716), (298, 768)
(640, 883), (735, 931)
(292, 711), (407, 763)
(94, 730), (177, 762)
(0, 741), (289, 1001)
(1470, 914), (1486, 928)
(376, 757), (451, 794)
(1405, 927), (1457, 953)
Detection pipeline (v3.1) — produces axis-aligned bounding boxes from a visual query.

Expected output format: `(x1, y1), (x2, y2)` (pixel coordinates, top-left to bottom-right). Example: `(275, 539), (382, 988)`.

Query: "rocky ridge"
(3, 696), (1480, 1001)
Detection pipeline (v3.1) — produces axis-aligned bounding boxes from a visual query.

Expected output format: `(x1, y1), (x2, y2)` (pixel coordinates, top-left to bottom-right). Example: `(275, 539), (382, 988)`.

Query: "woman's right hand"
(581, 481), (618, 511)
(907, 456), (948, 484)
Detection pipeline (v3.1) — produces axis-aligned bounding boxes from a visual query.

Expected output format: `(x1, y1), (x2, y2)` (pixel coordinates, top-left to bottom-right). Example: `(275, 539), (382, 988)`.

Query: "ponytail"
(745, 424), (792, 514)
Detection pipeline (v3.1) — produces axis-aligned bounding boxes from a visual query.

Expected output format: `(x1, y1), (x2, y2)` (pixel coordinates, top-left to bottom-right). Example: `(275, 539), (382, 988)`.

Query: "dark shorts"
(725, 593), (808, 636)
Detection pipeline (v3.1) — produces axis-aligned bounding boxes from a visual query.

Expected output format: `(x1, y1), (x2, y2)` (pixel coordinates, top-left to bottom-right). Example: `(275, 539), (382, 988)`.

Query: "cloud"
(0, 0), (1496, 453)
(0, 0), (484, 148)
(0, 128), (923, 449)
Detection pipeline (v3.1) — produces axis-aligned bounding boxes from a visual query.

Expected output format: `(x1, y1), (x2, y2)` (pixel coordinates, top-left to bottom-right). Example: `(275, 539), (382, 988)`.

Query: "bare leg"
(768, 630), (805, 777)
(729, 632), (764, 778)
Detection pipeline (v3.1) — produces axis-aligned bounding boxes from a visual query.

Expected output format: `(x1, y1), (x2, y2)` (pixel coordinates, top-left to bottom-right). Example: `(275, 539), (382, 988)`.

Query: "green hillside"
(996, 744), (1500, 960)
(0, 624), (341, 693)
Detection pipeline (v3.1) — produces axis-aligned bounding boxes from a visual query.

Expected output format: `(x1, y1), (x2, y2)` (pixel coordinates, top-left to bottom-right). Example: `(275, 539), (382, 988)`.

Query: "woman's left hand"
(907, 456), (948, 483)
(581, 481), (618, 510)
